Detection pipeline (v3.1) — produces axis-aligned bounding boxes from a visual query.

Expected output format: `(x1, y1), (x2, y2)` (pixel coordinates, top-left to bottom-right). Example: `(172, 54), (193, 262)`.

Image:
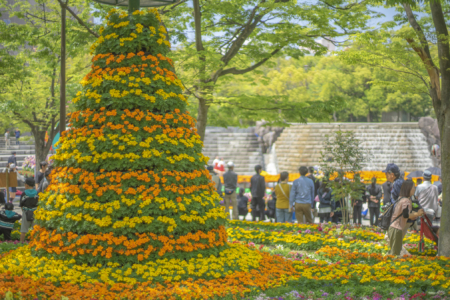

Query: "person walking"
(4, 130), (10, 149)
(351, 174), (366, 225)
(223, 162), (238, 220)
(250, 165), (266, 222)
(388, 179), (424, 256)
(274, 172), (291, 223)
(384, 163), (403, 204)
(237, 188), (249, 220)
(366, 177), (382, 226)
(317, 179), (335, 223)
(289, 166), (315, 224)
(14, 129), (20, 145)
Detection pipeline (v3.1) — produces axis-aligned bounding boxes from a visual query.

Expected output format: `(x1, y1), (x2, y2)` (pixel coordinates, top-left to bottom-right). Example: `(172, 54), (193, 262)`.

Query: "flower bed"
(0, 8), (295, 300)
(0, 7), (447, 300)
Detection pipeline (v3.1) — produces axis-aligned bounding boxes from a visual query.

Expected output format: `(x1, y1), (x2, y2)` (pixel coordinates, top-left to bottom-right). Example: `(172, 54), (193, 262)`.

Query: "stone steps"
(202, 127), (263, 175)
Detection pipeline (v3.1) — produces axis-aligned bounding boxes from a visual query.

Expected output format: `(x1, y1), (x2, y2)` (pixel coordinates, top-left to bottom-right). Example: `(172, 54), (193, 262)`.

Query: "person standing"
(237, 188), (249, 220)
(212, 156), (219, 169)
(317, 179), (335, 223)
(14, 128), (20, 145)
(307, 167), (320, 217)
(217, 158), (225, 174)
(388, 180), (424, 256)
(383, 163), (403, 204)
(38, 169), (53, 194)
(274, 172), (291, 223)
(366, 177), (382, 226)
(8, 164), (24, 203)
(250, 165), (266, 222)
(415, 170), (440, 219)
(223, 162), (238, 220)
(0, 203), (22, 241)
(4, 130), (10, 149)
(433, 176), (443, 195)
(19, 177), (39, 243)
(207, 165), (222, 197)
(7, 152), (16, 166)
(35, 161), (48, 189)
(289, 166), (315, 224)
(351, 174), (366, 225)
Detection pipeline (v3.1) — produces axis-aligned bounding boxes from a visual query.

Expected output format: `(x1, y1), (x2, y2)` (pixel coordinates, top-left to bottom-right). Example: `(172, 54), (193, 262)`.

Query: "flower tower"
(31, 8), (235, 268)
(0, 8), (298, 299)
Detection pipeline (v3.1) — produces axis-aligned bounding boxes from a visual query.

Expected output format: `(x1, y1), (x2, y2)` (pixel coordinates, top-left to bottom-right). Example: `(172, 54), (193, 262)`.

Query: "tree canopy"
(197, 55), (432, 127)
(162, 0), (381, 139)
(0, 0), (99, 162)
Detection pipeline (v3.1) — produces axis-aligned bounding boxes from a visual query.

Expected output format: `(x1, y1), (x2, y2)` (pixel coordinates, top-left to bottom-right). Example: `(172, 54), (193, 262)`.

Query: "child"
(19, 178), (39, 244)
(0, 203), (22, 241)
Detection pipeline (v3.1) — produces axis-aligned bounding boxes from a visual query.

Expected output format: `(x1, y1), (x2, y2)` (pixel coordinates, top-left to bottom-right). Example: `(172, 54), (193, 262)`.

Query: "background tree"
(199, 55), (433, 126)
(319, 129), (367, 225)
(163, 0), (380, 140)
(338, 1), (450, 256)
(0, 0), (98, 164)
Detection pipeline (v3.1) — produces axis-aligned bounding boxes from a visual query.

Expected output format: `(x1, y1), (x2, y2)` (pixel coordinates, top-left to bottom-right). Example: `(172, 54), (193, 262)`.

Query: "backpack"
(378, 198), (403, 231)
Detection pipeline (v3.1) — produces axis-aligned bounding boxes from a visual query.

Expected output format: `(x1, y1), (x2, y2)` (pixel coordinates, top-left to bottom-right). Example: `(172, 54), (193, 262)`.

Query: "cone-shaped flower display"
(0, 9), (298, 298)
(31, 9), (231, 267)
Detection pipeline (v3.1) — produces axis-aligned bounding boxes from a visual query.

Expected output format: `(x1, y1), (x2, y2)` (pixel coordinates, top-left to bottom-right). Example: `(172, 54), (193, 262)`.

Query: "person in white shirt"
(415, 170), (440, 225)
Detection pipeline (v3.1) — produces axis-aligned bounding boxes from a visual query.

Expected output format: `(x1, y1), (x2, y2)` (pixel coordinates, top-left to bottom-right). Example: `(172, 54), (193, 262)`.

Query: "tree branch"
(59, 0), (99, 38)
(192, 0), (204, 53)
(320, 0), (366, 11)
(159, 0), (188, 15)
(219, 48), (281, 77)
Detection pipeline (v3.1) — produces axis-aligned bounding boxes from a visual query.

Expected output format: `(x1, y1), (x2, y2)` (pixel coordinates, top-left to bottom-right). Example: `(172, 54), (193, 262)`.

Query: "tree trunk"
(32, 128), (55, 170)
(439, 112), (450, 256)
(367, 110), (371, 122)
(33, 131), (48, 165)
(196, 98), (209, 142)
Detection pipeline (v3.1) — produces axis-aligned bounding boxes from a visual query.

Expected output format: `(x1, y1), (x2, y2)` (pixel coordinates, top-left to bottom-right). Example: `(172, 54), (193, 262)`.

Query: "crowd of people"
(207, 161), (443, 256)
(0, 155), (52, 243)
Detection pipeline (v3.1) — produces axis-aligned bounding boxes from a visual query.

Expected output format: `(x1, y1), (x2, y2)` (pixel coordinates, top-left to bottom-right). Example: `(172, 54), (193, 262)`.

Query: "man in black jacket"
(250, 165), (266, 221)
(366, 177), (382, 226)
(308, 166), (320, 214)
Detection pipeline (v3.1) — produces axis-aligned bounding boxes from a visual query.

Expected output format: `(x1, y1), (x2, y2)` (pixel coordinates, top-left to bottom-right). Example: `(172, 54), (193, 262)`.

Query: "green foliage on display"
(319, 129), (367, 224)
